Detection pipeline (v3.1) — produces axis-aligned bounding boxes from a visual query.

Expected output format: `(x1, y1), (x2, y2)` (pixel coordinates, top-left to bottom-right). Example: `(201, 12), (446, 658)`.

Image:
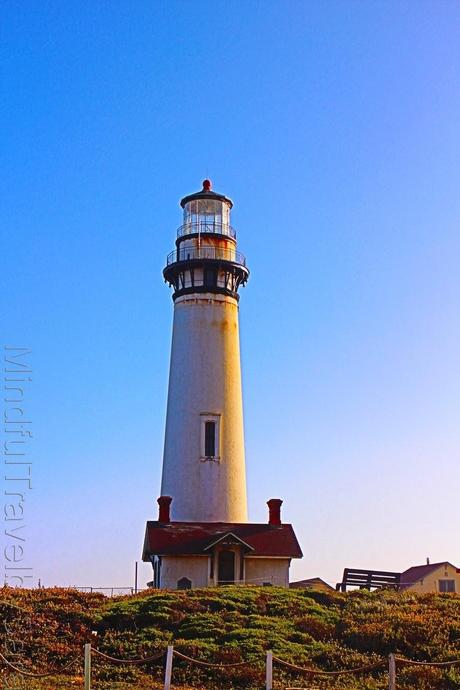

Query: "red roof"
(142, 521), (303, 561)
(400, 561), (457, 589)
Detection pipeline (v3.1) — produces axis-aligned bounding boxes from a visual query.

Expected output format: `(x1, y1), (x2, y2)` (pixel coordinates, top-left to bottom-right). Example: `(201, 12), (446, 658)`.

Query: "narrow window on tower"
(200, 414), (221, 461)
(205, 421), (216, 457)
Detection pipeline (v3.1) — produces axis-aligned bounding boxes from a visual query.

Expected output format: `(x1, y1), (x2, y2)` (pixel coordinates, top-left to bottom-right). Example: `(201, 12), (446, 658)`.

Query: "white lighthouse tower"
(160, 180), (249, 522)
(143, 181), (302, 589)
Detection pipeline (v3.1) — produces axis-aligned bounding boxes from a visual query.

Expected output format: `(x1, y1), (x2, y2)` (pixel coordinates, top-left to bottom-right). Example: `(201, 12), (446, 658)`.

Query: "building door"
(218, 550), (235, 585)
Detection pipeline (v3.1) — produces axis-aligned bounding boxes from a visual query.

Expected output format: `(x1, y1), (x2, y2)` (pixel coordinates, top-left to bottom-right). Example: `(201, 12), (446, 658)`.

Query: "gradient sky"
(2, 1), (460, 589)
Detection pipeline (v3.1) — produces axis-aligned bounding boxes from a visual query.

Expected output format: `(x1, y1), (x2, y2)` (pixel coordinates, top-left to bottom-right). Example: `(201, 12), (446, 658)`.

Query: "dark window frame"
(204, 420), (216, 457)
(439, 579), (455, 593)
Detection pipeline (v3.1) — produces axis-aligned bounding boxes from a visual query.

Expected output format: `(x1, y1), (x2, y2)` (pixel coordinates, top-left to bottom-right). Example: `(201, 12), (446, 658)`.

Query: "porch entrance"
(218, 550), (235, 585)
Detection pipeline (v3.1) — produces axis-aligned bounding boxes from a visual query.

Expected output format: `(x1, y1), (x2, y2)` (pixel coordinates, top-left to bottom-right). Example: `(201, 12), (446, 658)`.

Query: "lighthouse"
(160, 180), (249, 522)
(142, 181), (302, 589)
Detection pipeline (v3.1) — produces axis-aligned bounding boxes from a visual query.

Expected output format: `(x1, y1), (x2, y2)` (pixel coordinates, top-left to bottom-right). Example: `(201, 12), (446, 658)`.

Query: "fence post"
(164, 644), (174, 690)
(266, 650), (273, 690)
(84, 643), (91, 690)
(388, 653), (396, 690)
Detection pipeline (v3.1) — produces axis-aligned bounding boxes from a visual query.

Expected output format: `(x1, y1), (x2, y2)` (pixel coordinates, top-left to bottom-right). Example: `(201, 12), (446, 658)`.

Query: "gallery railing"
(177, 221), (236, 239)
(166, 246), (247, 267)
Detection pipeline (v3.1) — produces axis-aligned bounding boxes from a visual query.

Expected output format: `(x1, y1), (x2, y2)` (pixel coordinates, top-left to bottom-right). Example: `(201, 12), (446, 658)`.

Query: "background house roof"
(290, 577), (334, 590)
(143, 521), (303, 560)
(400, 561), (458, 588)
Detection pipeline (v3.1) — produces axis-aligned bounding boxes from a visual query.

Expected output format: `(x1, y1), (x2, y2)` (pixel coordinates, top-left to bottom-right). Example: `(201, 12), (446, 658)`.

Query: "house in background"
(400, 561), (460, 594)
(290, 577), (334, 592)
(336, 561), (460, 594)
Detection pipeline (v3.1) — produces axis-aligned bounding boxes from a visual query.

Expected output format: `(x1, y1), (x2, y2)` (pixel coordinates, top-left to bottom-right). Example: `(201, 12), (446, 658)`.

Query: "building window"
(439, 579), (455, 593)
(153, 555), (161, 589)
(205, 421), (216, 457)
(200, 414), (220, 460)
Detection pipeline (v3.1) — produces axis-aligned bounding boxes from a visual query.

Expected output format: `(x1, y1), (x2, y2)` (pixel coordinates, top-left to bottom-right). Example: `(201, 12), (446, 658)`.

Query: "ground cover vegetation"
(1, 585), (460, 689)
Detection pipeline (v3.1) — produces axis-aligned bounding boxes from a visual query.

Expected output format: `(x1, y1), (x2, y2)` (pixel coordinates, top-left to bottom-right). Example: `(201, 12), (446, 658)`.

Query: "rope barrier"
(173, 649), (252, 668)
(90, 648), (165, 665)
(0, 652), (80, 678)
(272, 655), (387, 676)
(4, 641), (460, 683)
(395, 656), (460, 668)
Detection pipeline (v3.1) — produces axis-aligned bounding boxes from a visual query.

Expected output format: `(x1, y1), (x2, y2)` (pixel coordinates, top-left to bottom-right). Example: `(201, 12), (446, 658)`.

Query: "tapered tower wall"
(161, 291), (247, 522)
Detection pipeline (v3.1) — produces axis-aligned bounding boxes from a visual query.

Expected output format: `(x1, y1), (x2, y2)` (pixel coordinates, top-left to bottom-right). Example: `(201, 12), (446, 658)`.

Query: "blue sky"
(2, 1), (460, 589)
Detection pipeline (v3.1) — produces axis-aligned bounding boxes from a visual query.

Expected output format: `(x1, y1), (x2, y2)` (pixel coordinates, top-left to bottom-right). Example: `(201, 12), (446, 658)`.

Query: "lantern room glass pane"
(183, 199), (230, 230)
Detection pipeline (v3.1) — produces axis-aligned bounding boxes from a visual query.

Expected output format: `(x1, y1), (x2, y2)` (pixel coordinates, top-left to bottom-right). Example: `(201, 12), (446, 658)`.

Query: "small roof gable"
(142, 521), (302, 561)
(400, 561), (458, 588)
(203, 532), (255, 552)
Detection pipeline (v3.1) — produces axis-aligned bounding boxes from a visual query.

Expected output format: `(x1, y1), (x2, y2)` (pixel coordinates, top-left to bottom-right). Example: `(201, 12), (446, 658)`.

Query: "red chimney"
(157, 496), (172, 522)
(267, 498), (283, 525)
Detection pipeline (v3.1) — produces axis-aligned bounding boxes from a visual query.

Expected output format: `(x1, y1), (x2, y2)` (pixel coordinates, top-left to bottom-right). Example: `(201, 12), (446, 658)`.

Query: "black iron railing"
(166, 246), (247, 267)
(177, 221), (236, 239)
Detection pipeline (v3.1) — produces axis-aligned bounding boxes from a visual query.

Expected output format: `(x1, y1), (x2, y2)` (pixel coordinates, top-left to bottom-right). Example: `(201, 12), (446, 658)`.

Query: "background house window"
(439, 579), (455, 592)
(205, 421), (216, 457)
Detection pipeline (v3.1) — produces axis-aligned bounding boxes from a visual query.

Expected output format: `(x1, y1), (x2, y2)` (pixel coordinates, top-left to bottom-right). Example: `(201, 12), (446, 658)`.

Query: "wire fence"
(67, 576), (303, 594)
(3, 643), (460, 690)
(46, 577), (453, 594)
(71, 586), (137, 596)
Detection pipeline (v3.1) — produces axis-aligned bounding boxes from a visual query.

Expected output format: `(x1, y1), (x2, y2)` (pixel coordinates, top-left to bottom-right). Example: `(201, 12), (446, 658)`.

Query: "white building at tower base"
(142, 497), (302, 589)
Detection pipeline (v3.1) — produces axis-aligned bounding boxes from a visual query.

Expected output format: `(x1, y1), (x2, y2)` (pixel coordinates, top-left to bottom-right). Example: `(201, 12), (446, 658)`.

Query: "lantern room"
(163, 179), (248, 301)
(179, 179), (235, 239)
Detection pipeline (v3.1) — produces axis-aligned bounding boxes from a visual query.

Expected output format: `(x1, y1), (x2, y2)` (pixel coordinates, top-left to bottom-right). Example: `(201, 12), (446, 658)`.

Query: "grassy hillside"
(1, 585), (460, 689)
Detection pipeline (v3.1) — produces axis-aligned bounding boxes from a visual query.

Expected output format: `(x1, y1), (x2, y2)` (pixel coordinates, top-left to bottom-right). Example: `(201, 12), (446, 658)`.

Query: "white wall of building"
(160, 556), (210, 589)
(244, 558), (290, 587)
(158, 555), (291, 589)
